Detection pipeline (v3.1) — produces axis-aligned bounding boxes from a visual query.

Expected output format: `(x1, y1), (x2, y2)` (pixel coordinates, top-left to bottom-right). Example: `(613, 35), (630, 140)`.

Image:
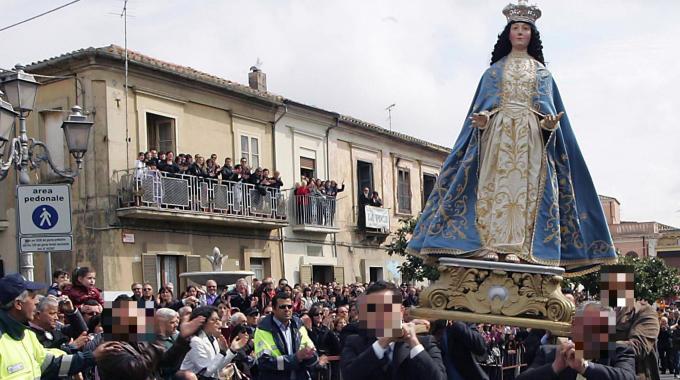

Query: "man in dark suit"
(436, 320), (489, 380)
(340, 280), (447, 380)
(517, 301), (636, 380)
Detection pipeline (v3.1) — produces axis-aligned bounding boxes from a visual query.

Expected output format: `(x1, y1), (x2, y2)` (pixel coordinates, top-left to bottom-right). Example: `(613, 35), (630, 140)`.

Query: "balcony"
(291, 195), (340, 233)
(357, 205), (391, 243)
(115, 169), (288, 229)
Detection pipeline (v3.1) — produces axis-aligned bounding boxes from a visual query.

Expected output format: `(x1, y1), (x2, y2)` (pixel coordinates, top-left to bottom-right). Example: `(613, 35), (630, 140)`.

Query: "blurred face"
(509, 22), (532, 50)
(264, 306), (273, 316)
(157, 315), (179, 336)
(337, 306), (348, 320)
(274, 298), (293, 323)
(79, 272), (96, 288)
(36, 303), (59, 331)
(159, 289), (172, 303)
(206, 281), (217, 296)
(187, 287), (198, 298)
(600, 270), (635, 308)
(247, 313), (259, 326)
(56, 273), (70, 285)
(81, 304), (100, 323)
(358, 291), (403, 338)
(363, 187), (369, 196)
(336, 318), (348, 331)
(572, 305), (616, 360)
(217, 304), (229, 319)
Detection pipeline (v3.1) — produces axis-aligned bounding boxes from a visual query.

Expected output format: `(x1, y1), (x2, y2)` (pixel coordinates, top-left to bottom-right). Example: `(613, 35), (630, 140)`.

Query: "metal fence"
(292, 194), (338, 228)
(116, 168), (287, 220)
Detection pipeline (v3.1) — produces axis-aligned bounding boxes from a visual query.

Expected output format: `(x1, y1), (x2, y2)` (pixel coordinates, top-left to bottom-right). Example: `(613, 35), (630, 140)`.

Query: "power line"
(0, 0), (82, 32)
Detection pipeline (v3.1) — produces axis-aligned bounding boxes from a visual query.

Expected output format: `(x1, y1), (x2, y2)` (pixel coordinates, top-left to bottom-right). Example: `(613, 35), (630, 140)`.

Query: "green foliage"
(386, 216), (439, 283)
(565, 256), (680, 303)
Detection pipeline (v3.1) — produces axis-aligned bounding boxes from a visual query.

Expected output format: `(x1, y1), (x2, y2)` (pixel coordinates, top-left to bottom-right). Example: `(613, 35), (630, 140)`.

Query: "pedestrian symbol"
(31, 205), (59, 230)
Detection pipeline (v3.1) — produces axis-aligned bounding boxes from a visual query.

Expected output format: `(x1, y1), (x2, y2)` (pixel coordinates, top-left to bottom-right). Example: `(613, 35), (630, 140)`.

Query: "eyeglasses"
(143, 288), (152, 291)
(277, 304), (293, 310)
(207, 286), (217, 289)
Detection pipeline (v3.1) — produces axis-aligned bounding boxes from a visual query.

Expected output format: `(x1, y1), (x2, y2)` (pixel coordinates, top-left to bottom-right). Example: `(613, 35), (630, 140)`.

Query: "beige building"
(599, 195), (679, 259)
(0, 45), (449, 293)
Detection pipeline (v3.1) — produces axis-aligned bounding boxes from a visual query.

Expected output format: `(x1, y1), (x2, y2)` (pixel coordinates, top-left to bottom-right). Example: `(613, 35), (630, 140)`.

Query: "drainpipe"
(274, 104), (288, 279)
(327, 116), (340, 263)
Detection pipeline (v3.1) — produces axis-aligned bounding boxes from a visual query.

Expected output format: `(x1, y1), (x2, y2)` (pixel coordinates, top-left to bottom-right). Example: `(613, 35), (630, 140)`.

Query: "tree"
(385, 216), (439, 283)
(566, 256), (680, 303)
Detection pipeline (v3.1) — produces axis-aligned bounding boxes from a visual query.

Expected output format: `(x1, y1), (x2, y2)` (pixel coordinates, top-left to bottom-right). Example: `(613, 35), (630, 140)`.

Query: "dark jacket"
(63, 284), (104, 308)
(340, 330), (447, 380)
(228, 290), (253, 313)
(30, 309), (88, 352)
(255, 314), (318, 380)
(614, 302), (660, 380)
(441, 322), (488, 380)
(516, 343), (636, 380)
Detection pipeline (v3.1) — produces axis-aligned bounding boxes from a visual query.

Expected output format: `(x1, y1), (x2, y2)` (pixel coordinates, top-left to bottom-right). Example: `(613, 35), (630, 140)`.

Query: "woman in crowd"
(302, 288), (316, 311)
(157, 286), (184, 310)
(180, 306), (248, 379)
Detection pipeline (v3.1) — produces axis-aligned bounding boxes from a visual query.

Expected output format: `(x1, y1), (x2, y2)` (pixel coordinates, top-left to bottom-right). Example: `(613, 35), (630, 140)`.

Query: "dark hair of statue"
(490, 21), (545, 65)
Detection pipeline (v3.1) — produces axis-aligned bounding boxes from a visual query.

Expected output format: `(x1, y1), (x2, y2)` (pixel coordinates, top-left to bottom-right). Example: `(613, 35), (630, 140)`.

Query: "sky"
(2, 0), (679, 226)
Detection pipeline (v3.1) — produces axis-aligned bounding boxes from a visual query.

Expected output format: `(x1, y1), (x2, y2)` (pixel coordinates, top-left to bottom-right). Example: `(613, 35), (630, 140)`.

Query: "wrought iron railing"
(116, 168), (287, 221)
(292, 194), (338, 228)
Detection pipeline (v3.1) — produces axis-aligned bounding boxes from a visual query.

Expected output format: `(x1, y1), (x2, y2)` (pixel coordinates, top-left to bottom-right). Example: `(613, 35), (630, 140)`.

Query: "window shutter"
(142, 254), (159, 290)
(185, 255), (201, 273)
(300, 265), (312, 284)
(333, 266), (345, 284)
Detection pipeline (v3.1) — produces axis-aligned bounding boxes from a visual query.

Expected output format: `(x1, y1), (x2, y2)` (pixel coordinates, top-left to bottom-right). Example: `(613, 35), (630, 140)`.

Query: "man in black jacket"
(340, 280), (447, 380)
(29, 295), (89, 353)
(436, 320), (489, 380)
(517, 301), (635, 380)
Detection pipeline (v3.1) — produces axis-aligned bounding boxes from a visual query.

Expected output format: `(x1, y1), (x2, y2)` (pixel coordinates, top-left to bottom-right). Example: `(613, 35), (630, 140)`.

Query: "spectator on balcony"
(206, 158), (220, 179)
(325, 180), (345, 197)
(369, 191), (383, 207)
(225, 164), (243, 182)
(148, 149), (159, 166)
(135, 151), (146, 175)
(240, 157), (251, 175)
(358, 187), (371, 228)
(221, 157), (233, 180)
(189, 155), (208, 177)
(159, 151), (180, 174)
(269, 170), (284, 190)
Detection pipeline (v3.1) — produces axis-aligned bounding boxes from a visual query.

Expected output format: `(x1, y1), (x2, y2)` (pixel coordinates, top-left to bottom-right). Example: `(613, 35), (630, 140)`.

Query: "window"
(397, 168), (411, 214)
(423, 174), (437, 209)
(240, 135), (260, 168)
(250, 258), (264, 280)
(147, 113), (176, 153)
(357, 161), (373, 194)
(300, 157), (316, 180)
(157, 255), (179, 290)
(306, 245), (323, 257)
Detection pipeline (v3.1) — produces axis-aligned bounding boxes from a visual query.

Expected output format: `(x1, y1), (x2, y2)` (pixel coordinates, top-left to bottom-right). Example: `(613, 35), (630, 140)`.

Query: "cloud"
(2, 0), (679, 226)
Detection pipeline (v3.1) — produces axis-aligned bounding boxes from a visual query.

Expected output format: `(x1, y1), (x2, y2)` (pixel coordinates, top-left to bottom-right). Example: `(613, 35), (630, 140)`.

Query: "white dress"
(476, 51), (546, 256)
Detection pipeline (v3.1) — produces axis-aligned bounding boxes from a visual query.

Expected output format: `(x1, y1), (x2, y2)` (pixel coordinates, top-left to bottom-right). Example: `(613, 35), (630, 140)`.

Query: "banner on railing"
(365, 205), (389, 229)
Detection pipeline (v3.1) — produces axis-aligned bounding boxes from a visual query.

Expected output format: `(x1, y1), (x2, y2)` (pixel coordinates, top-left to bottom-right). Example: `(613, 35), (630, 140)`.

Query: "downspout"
(327, 116), (339, 265)
(273, 104), (288, 278)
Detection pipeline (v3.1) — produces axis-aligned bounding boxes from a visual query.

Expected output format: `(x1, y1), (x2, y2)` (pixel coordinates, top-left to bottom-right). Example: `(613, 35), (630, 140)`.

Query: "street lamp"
(0, 64), (93, 280)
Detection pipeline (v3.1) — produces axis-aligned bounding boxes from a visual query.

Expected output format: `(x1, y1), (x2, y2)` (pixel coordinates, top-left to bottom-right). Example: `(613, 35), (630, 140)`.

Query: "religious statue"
(205, 246), (226, 272)
(407, 0), (617, 277)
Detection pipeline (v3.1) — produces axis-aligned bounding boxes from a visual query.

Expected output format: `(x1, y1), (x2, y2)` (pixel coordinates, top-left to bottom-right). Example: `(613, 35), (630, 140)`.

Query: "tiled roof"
(25, 45), (451, 154)
(26, 45), (283, 104)
(339, 115), (451, 154)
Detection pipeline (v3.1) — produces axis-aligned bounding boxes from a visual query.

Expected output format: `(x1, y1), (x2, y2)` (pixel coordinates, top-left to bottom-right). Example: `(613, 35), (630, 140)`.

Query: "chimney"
(248, 66), (267, 92)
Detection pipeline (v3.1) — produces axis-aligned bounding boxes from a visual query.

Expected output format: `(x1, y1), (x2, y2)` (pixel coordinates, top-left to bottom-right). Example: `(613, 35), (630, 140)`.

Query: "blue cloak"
(407, 56), (617, 276)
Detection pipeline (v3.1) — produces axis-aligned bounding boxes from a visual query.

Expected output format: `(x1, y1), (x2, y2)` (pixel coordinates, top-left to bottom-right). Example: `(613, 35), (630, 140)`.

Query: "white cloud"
(2, 0), (679, 226)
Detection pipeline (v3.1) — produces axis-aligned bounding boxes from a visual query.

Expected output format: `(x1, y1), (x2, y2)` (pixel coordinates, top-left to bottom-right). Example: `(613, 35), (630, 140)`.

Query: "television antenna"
(385, 103), (396, 131)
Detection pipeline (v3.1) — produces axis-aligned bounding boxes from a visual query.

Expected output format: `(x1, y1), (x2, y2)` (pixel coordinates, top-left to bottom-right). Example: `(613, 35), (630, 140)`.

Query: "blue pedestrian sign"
(17, 185), (72, 236)
(32, 205), (59, 230)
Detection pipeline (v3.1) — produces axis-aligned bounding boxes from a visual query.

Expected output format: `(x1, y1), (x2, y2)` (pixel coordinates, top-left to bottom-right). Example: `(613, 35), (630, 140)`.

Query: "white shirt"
(273, 316), (293, 354)
(180, 330), (236, 377)
(371, 340), (425, 361)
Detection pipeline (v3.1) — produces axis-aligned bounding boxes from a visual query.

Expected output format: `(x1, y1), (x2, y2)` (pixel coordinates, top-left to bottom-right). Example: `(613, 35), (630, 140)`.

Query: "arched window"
(625, 251), (639, 258)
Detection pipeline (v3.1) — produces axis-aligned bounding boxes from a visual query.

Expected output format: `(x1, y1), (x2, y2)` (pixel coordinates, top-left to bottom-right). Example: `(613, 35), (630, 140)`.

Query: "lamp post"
(0, 64), (93, 280)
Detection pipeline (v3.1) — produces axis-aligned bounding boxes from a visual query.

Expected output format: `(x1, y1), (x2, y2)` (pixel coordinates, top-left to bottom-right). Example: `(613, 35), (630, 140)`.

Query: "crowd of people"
(292, 176), (347, 226)
(0, 264), (667, 380)
(135, 150), (284, 191)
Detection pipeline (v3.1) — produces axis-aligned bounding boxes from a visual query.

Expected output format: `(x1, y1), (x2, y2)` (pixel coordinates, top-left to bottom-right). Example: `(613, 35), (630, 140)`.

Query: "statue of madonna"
(407, 0), (617, 276)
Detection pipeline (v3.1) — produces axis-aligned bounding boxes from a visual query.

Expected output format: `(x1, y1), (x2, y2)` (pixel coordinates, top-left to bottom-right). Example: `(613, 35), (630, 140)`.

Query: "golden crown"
(502, 0), (542, 25)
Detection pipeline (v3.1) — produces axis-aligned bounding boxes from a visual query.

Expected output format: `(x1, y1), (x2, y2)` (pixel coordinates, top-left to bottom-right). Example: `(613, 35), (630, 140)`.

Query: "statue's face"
(509, 22), (532, 50)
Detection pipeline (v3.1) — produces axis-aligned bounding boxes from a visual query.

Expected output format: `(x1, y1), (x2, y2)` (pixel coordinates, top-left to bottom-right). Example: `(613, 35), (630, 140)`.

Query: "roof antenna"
(385, 103), (396, 131)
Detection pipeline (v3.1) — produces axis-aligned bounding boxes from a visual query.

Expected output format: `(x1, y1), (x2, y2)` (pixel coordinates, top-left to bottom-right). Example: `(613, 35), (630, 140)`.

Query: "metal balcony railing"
(116, 168), (287, 220)
(292, 194), (338, 228)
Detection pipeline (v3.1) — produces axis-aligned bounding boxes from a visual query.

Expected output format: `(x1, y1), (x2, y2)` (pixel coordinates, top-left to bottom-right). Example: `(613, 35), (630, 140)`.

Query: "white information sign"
(365, 205), (390, 230)
(17, 185), (72, 235)
(20, 235), (73, 253)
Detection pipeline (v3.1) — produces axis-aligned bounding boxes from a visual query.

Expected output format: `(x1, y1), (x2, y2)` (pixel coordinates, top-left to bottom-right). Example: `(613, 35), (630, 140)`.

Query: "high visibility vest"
(254, 324), (314, 359)
(0, 327), (54, 380)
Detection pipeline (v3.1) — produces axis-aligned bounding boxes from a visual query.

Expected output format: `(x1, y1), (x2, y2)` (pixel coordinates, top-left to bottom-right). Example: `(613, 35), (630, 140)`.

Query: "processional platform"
(410, 258), (574, 336)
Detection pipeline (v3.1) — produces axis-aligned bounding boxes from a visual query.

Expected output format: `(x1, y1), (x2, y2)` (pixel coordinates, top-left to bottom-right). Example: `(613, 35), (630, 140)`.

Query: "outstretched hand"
(541, 111), (564, 130)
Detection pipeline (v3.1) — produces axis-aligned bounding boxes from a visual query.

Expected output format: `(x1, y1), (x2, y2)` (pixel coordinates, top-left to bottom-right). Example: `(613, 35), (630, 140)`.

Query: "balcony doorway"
(312, 265), (333, 284)
(369, 267), (383, 282)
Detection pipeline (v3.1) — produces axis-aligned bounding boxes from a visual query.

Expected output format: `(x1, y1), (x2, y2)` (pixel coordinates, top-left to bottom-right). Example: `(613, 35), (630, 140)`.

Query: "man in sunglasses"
(254, 291), (318, 380)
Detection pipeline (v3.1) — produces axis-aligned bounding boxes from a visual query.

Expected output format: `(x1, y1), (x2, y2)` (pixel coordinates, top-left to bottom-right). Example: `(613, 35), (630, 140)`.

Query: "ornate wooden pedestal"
(409, 258), (574, 336)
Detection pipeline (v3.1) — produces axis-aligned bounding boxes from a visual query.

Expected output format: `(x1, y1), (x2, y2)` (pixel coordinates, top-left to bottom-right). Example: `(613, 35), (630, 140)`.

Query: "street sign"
(20, 236), (72, 253)
(17, 185), (72, 235)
